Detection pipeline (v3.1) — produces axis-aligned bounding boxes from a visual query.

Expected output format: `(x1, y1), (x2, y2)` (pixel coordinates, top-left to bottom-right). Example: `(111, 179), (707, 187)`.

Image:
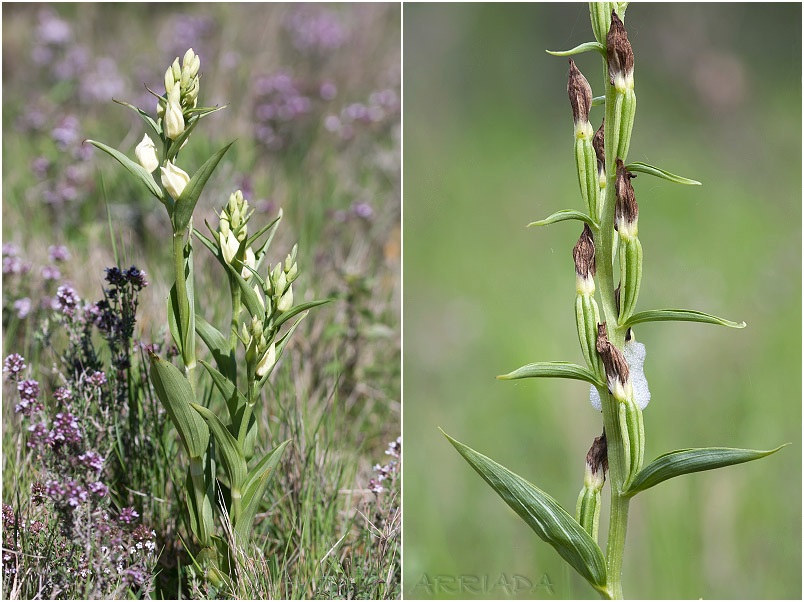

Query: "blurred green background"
(403, 3), (800, 600)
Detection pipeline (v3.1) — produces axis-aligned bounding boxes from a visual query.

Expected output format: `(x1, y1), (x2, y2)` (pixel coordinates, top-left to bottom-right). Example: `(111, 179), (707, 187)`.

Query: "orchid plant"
(87, 49), (330, 587)
(442, 5), (787, 599)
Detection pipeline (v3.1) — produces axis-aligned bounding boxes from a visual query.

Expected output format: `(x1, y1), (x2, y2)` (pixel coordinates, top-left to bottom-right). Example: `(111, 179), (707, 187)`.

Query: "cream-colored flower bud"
(241, 247), (256, 280)
(277, 285), (293, 313)
(240, 322), (251, 344)
(255, 343), (276, 378)
(219, 216), (230, 238)
(156, 99), (166, 120)
(182, 48), (195, 70)
(165, 67), (175, 96)
(274, 270), (287, 297)
(250, 315), (262, 339)
(220, 230), (239, 265)
(171, 58), (181, 81)
(189, 55), (201, 79)
(286, 262), (298, 282)
(160, 161), (189, 199)
(164, 86), (185, 140)
(135, 134), (159, 173)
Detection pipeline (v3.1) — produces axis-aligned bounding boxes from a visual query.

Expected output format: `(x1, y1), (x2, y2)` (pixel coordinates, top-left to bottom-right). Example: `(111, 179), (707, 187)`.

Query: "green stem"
(173, 229), (197, 393)
(189, 456), (211, 546)
(229, 275), (241, 355)
(596, 55), (631, 600)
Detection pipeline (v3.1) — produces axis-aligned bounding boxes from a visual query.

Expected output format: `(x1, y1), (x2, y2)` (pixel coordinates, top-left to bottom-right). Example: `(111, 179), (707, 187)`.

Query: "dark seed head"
(573, 224), (596, 278)
(593, 120), (605, 168)
(596, 322), (630, 386)
(607, 11), (634, 79)
(567, 58), (593, 125)
(615, 158), (638, 226)
(586, 429), (609, 480)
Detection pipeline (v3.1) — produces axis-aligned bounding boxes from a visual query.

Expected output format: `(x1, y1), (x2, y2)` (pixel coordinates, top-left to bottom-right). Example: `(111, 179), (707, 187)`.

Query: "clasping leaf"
(498, 361), (604, 387)
(442, 430), (608, 594)
(623, 309), (746, 329)
(624, 444), (789, 496)
(624, 161), (701, 186)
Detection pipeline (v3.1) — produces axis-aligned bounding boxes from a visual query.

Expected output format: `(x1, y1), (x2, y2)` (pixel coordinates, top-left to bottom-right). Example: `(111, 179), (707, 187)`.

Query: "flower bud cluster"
(218, 190), (255, 269)
(157, 48), (201, 141)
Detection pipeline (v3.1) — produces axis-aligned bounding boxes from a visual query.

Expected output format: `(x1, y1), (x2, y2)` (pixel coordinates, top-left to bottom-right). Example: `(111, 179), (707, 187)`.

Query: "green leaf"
(172, 141), (235, 232)
(148, 352), (209, 458)
(624, 161), (701, 186)
(226, 262), (266, 321)
(190, 403), (248, 491)
(183, 239), (196, 359)
(167, 286), (183, 357)
(85, 139), (166, 205)
(274, 298), (333, 329)
(624, 445), (789, 496)
(193, 226), (219, 258)
(198, 359), (248, 423)
(246, 213), (282, 250)
(235, 440), (289, 544)
(443, 431), (608, 593)
(112, 99), (162, 138)
(256, 313), (308, 388)
(185, 104), (228, 117)
(623, 309), (746, 329)
(592, 95), (605, 106)
(195, 315), (236, 383)
(497, 362), (604, 386)
(527, 210), (598, 229)
(546, 41), (605, 57)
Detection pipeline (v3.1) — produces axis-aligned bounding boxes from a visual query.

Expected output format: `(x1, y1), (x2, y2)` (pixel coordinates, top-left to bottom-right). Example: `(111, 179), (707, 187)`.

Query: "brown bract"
(615, 158), (638, 225)
(596, 322), (630, 386)
(593, 119), (605, 167)
(606, 11), (634, 78)
(573, 223), (596, 278)
(586, 429), (609, 480)
(568, 58), (592, 124)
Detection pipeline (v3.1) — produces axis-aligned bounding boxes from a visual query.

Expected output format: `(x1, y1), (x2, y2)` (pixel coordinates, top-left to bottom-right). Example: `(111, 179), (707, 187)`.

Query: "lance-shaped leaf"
(148, 352), (209, 458)
(497, 361), (604, 387)
(235, 440), (289, 544)
(85, 139), (166, 205)
(442, 431), (608, 593)
(225, 261), (267, 321)
(166, 116), (202, 161)
(624, 162), (701, 186)
(196, 315), (236, 383)
(546, 41), (605, 57)
(172, 141), (235, 232)
(624, 445), (789, 496)
(113, 99), (162, 138)
(247, 212), (282, 250)
(527, 209), (598, 229)
(198, 359), (248, 424)
(623, 309), (746, 329)
(190, 403), (248, 491)
(274, 298), (333, 329)
(256, 312), (309, 388)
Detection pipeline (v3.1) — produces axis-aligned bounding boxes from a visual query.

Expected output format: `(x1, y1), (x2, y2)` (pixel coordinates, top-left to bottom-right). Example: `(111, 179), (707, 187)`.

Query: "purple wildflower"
(284, 6), (346, 53)
(54, 285), (80, 315)
(118, 507), (139, 525)
(352, 202), (374, 220)
(88, 481), (108, 498)
(2, 243), (19, 257)
(3, 354), (26, 378)
(50, 115), (81, 150)
(42, 265), (62, 280)
(26, 421), (50, 448)
(48, 245), (71, 262)
(31, 157), (51, 179)
(87, 371), (107, 388)
(13, 298), (32, 319)
(53, 387), (73, 405)
(125, 266), (148, 289)
(50, 412), (82, 444)
(320, 81), (337, 100)
(79, 451), (105, 474)
(17, 379), (40, 400)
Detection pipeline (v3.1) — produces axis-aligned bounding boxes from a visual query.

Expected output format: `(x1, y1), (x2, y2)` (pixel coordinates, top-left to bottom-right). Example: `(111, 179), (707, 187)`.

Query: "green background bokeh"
(403, 3), (801, 599)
